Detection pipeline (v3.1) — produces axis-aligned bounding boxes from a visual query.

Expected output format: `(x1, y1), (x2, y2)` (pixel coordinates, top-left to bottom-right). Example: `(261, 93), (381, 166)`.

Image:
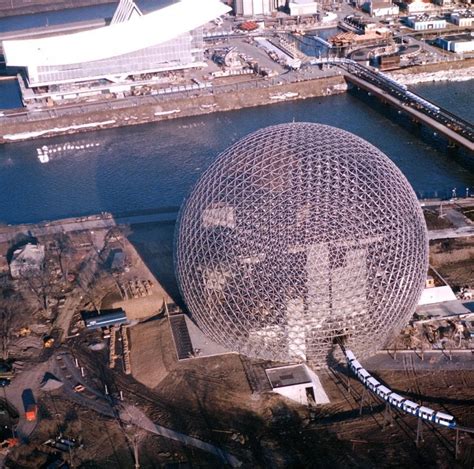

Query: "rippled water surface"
(0, 79), (472, 224)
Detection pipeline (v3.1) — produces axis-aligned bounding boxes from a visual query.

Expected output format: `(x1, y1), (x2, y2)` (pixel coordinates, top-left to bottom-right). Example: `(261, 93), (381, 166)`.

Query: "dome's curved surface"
(175, 123), (428, 367)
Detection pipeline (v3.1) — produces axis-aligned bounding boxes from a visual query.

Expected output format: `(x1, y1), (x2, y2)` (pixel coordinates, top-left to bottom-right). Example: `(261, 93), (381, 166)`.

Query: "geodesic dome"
(175, 123), (428, 367)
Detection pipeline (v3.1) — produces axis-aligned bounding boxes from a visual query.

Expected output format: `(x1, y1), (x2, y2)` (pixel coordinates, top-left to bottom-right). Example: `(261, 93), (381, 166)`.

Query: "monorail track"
(342, 346), (474, 459)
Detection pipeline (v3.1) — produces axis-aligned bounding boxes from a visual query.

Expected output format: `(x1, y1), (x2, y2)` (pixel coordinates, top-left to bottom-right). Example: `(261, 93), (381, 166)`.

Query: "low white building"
(418, 269), (457, 306)
(288, 0), (318, 16)
(436, 33), (474, 52)
(405, 0), (434, 13)
(372, 4), (400, 16)
(4, 0), (231, 90)
(234, 0), (274, 16)
(450, 11), (474, 27)
(266, 364), (330, 406)
(406, 15), (447, 30)
(363, 0), (399, 17)
(10, 243), (45, 279)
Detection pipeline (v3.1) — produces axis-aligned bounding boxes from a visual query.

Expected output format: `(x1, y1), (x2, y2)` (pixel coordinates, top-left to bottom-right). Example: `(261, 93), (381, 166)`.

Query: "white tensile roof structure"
(3, 0), (230, 68)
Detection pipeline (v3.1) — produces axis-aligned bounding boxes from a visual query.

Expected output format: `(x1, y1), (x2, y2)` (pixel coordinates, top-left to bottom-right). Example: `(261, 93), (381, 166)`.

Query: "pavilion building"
(3, 0), (230, 100)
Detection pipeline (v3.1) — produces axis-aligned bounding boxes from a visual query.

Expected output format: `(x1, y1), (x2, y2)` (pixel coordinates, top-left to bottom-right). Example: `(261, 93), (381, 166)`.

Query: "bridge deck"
(346, 74), (474, 152)
(312, 59), (473, 153)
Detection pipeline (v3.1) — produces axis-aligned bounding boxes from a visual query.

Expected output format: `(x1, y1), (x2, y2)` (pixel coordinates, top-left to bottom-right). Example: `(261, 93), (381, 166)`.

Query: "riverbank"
(388, 59), (474, 86)
(0, 58), (472, 144)
(0, 74), (347, 144)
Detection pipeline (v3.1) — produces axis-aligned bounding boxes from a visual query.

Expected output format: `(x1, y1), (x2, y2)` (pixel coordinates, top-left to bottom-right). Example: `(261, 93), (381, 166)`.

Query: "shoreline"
(0, 58), (472, 144)
(0, 74), (348, 144)
(1, 197), (473, 238)
(389, 66), (474, 86)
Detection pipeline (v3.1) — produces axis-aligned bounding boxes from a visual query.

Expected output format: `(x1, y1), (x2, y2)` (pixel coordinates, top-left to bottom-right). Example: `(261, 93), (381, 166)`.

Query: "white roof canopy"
(4, 0), (230, 67)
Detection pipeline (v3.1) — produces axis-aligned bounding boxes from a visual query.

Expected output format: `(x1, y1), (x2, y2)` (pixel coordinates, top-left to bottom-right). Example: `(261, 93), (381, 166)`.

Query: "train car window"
(403, 401), (419, 414)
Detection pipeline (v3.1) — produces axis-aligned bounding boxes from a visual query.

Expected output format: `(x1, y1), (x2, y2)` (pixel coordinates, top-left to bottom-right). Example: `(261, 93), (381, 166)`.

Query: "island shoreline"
(0, 58), (473, 145)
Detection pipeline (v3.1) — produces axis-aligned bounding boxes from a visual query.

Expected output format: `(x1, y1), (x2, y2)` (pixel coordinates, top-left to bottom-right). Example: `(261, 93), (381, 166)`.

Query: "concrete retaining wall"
(0, 75), (347, 143)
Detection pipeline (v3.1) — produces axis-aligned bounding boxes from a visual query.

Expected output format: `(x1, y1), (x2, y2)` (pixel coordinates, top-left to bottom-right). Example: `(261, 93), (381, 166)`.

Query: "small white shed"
(266, 364), (329, 406)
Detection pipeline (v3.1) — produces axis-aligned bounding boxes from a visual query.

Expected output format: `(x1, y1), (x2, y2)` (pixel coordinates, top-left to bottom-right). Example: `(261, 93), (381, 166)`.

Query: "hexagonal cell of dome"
(175, 123), (428, 368)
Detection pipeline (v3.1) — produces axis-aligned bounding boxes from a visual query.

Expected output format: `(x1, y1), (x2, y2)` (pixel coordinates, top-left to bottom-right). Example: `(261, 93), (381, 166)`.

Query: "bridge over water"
(311, 58), (474, 154)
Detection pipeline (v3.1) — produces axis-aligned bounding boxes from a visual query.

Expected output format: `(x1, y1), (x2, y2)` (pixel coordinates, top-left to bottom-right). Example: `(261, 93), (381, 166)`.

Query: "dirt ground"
(2, 220), (474, 468)
(129, 316), (177, 388)
(424, 209), (454, 231)
(9, 345), (474, 468)
(430, 237), (474, 289)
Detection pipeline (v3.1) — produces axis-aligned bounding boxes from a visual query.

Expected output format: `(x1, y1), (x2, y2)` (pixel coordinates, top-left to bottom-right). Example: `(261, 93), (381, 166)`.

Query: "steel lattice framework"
(175, 123), (428, 367)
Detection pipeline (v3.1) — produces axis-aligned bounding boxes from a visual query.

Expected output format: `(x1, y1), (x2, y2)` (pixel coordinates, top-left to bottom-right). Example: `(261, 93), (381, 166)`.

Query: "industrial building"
(288, 0), (318, 16)
(81, 308), (128, 330)
(3, 0), (230, 92)
(406, 15), (447, 30)
(436, 33), (474, 52)
(363, 0), (399, 17)
(403, 0), (435, 14)
(9, 243), (45, 279)
(234, 0), (276, 16)
(234, 0), (275, 16)
(450, 10), (474, 27)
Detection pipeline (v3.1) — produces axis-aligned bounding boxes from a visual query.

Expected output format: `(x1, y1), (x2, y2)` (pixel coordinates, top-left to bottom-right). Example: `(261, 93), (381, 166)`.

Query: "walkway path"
(119, 405), (241, 467)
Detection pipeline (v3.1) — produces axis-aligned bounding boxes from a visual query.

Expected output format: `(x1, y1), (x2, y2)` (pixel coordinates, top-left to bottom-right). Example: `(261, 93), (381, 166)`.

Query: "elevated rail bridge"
(311, 58), (474, 153)
(339, 343), (474, 460)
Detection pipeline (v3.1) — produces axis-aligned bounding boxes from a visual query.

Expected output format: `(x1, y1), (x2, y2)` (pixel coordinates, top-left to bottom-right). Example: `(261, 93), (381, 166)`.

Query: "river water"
(0, 5), (472, 225)
(0, 79), (472, 225)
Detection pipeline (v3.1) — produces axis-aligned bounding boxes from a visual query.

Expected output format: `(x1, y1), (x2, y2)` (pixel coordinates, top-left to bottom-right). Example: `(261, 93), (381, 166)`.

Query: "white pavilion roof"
(4, 0), (230, 67)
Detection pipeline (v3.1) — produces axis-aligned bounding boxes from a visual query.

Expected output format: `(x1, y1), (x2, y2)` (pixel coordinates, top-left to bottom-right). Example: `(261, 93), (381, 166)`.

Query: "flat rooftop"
(440, 33), (474, 42)
(451, 11), (474, 18)
(266, 364), (311, 389)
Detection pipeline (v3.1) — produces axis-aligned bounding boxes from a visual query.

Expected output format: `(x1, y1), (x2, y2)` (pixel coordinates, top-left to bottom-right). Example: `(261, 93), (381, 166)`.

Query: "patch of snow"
(2, 120), (117, 141)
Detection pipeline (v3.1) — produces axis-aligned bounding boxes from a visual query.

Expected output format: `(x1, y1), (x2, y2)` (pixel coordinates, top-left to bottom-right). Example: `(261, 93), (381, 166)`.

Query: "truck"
(25, 404), (38, 422)
(22, 389), (37, 422)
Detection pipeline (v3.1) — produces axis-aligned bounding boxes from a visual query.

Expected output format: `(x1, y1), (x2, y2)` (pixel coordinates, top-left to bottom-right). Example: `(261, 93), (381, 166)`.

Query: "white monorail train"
(404, 91), (440, 113)
(345, 350), (456, 428)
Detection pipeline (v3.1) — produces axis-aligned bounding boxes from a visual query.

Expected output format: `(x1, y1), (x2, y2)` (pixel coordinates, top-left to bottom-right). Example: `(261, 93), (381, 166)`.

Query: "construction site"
(0, 199), (473, 468)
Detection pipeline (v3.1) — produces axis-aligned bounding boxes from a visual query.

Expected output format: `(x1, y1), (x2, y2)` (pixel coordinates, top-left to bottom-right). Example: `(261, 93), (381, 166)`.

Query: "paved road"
(421, 198), (474, 208)
(0, 203), (472, 248)
(51, 351), (113, 415)
(0, 210), (178, 244)
(428, 225), (474, 240)
(51, 352), (241, 467)
(345, 73), (474, 152)
(51, 351), (241, 466)
(120, 405), (241, 467)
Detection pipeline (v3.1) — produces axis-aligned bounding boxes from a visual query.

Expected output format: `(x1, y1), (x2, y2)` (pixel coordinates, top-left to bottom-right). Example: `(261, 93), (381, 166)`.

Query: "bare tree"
(53, 231), (76, 282)
(21, 267), (55, 313)
(120, 406), (149, 469)
(0, 305), (13, 360)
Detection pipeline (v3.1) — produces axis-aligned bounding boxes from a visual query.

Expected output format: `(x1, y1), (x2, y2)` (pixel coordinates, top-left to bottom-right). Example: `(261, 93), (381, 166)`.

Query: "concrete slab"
(184, 315), (232, 358)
